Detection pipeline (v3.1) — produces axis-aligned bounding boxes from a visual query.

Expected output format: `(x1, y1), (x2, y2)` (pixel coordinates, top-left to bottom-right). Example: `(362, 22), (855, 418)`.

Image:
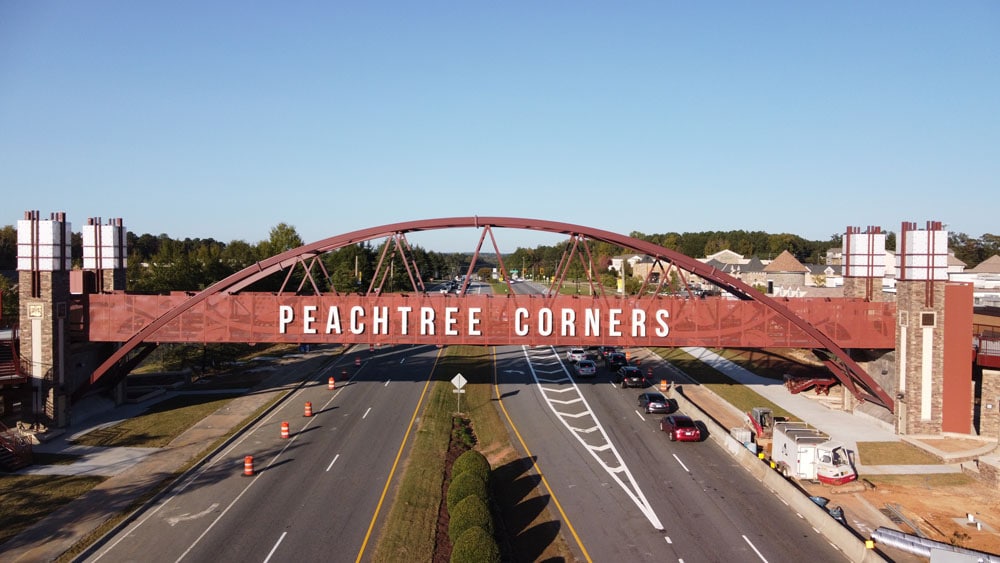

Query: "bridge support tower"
(894, 221), (974, 436)
(17, 212), (128, 428)
(840, 226), (895, 414)
(17, 211), (73, 428)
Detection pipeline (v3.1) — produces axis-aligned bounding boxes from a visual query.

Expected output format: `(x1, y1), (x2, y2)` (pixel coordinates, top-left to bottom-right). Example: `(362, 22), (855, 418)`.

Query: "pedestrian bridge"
(71, 217), (897, 411)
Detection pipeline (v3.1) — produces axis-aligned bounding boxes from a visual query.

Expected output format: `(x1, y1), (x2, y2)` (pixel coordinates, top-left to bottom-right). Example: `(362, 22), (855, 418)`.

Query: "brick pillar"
(895, 280), (947, 435)
(18, 270), (71, 428)
(981, 369), (1000, 442)
(17, 212), (73, 428)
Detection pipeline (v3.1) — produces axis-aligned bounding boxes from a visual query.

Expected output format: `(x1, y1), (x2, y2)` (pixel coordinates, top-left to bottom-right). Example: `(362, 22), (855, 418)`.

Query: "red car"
(660, 414), (701, 442)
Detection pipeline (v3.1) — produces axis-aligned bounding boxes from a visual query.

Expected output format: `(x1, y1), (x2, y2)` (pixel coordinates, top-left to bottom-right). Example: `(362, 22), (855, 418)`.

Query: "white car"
(576, 359), (597, 377)
(566, 348), (586, 363)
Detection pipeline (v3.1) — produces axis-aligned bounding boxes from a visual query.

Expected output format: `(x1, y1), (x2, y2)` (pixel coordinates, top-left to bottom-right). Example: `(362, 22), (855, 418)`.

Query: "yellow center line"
(492, 346), (593, 563)
(355, 347), (440, 562)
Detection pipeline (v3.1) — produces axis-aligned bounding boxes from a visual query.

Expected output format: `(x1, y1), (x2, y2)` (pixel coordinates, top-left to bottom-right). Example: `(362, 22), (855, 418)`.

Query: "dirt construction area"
(800, 476), (1000, 558)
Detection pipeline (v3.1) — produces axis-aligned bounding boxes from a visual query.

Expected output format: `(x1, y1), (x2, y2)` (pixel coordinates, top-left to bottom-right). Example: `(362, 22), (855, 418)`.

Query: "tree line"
(1, 223), (997, 303)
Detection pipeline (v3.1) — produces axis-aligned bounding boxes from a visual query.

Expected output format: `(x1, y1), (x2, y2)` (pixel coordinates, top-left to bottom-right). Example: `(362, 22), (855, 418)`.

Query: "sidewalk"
(1, 348), (340, 562)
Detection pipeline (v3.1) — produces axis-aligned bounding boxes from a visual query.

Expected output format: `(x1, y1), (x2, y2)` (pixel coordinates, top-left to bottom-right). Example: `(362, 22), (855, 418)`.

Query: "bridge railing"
(975, 336), (1000, 369)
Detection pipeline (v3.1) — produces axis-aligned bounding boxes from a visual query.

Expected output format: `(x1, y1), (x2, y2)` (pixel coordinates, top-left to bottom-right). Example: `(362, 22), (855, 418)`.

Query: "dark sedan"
(637, 392), (676, 414)
(660, 414), (702, 442)
(615, 366), (645, 389)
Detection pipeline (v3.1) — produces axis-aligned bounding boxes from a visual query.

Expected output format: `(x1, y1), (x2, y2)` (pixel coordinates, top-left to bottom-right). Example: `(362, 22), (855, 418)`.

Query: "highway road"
(83, 344), (441, 563)
(498, 279), (849, 561)
(83, 278), (850, 562)
(494, 344), (849, 562)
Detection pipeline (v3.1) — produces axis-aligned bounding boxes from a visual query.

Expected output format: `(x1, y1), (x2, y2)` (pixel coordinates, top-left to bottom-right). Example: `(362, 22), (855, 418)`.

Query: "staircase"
(0, 421), (33, 471)
(0, 332), (24, 384)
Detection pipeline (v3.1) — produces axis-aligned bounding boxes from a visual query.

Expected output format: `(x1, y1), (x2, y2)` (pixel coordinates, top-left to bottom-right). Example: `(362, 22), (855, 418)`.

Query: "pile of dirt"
(802, 477), (1000, 556)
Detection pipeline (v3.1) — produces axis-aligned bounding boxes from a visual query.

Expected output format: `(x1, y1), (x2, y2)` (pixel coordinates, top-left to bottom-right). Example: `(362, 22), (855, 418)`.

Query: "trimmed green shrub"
(450, 526), (500, 563)
(452, 449), (490, 484)
(446, 471), (487, 513)
(448, 495), (493, 543)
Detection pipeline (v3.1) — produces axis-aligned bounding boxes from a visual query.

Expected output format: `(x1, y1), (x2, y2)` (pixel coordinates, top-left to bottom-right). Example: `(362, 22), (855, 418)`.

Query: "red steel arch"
(87, 217), (894, 411)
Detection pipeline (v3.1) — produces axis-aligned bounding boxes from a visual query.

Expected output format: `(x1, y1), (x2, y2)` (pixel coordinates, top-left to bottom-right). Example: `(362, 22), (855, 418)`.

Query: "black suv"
(615, 366), (645, 389)
(605, 352), (627, 371)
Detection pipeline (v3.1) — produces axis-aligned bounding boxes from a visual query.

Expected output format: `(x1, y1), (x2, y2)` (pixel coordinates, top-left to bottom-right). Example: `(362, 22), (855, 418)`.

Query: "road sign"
(452, 373), (467, 412)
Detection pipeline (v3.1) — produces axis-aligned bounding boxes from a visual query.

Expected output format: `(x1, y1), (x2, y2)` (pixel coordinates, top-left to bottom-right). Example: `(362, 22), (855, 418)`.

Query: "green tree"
(0, 225), (17, 270)
(259, 223), (304, 258)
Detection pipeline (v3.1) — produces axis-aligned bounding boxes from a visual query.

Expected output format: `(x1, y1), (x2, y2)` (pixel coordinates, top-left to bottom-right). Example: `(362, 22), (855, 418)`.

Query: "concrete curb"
(670, 386), (889, 563)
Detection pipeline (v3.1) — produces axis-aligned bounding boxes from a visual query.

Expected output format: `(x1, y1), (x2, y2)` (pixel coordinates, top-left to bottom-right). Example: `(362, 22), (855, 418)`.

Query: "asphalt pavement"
(2, 349), (338, 562)
(3, 338), (992, 561)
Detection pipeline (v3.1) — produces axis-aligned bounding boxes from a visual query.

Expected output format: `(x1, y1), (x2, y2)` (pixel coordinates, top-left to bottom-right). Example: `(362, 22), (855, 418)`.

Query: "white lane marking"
(399, 358), (405, 364)
(326, 454), (340, 472)
(633, 410), (645, 421)
(540, 386), (577, 393)
(522, 346), (663, 531)
(362, 407), (372, 419)
(263, 531), (287, 563)
(92, 355), (350, 561)
(175, 466), (266, 562)
(665, 536), (672, 544)
(672, 453), (690, 473)
(166, 503), (220, 526)
(742, 534), (768, 562)
(548, 397), (583, 405)
(384, 379), (391, 387)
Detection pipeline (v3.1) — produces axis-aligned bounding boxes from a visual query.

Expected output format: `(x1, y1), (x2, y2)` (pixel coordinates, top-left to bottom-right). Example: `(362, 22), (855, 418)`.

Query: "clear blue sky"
(2, 2), (997, 252)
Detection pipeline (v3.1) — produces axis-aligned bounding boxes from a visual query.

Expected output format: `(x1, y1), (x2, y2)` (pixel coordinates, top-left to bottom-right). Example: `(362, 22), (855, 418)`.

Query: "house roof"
(763, 250), (809, 273)
(948, 253), (967, 267)
(807, 263), (841, 275)
(970, 255), (1000, 274)
(703, 249), (745, 264)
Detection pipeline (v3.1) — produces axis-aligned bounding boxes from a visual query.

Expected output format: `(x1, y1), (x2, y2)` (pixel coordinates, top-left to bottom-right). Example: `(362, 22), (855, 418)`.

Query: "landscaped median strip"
(370, 345), (576, 563)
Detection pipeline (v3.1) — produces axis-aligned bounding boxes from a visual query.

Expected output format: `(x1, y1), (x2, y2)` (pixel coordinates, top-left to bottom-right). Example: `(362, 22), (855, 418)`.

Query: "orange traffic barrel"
(354, 356), (361, 367)
(341, 368), (348, 379)
(647, 367), (653, 378)
(328, 376), (336, 390)
(280, 421), (290, 439)
(660, 379), (667, 392)
(244, 455), (254, 476)
(304, 401), (313, 417)
(369, 343), (375, 353)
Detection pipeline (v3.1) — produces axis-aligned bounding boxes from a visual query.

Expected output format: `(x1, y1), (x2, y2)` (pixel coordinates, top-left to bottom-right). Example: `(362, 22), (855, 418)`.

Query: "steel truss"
(80, 217), (894, 411)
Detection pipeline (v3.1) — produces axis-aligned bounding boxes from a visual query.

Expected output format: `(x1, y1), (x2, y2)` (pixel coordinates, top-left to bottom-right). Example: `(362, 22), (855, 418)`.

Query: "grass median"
(372, 345), (573, 562)
(650, 347), (798, 421)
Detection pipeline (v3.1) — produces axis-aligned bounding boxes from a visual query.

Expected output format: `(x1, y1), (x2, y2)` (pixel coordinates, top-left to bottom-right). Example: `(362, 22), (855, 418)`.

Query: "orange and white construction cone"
(660, 379), (668, 392)
(243, 455), (254, 476)
(304, 402), (313, 417)
(328, 376), (336, 390)
(280, 421), (290, 439)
